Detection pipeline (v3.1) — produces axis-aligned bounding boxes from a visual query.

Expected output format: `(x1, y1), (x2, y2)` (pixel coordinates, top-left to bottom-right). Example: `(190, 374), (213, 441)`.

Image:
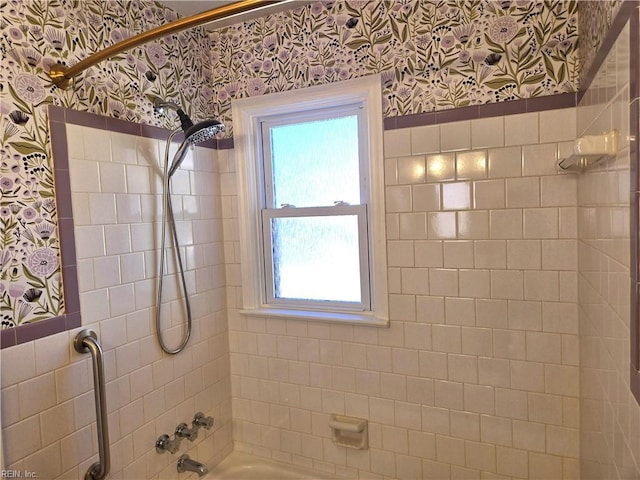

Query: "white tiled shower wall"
(224, 108), (582, 479)
(1, 126), (233, 478)
(578, 20), (640, 479)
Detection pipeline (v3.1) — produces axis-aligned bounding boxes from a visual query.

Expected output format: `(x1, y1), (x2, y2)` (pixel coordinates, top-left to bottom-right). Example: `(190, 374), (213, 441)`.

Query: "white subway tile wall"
(224, 108), (581, 479)
(577, 21), (640, 480)
(1, 127), (232, 478)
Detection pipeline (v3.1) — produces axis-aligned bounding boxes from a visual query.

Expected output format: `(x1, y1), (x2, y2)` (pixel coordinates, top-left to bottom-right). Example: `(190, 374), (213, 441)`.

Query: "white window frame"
(232, 75), (388, 326)
(260, 103), (370, 311)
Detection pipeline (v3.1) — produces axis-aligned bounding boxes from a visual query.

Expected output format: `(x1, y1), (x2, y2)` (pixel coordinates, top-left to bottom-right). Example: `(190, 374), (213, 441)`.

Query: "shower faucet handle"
(156, 433), (180, 454)
(193, 412), (214, 430)
(175, 422), (198, 442)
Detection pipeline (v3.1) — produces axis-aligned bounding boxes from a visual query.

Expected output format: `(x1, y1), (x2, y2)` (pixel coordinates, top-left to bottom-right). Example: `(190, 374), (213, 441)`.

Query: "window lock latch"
(280, 203), (296, 208)
(334, 200), (350, 206)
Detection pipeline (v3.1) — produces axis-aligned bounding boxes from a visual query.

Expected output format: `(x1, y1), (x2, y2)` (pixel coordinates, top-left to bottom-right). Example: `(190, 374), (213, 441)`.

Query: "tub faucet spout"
(177, 455), (208, 477)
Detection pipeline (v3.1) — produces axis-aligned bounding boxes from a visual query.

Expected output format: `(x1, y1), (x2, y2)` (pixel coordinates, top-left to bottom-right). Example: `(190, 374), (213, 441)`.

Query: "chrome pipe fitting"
(175, 422), (198, 442)
(192, 412), (214, 430)
(155, 433), (181, 454)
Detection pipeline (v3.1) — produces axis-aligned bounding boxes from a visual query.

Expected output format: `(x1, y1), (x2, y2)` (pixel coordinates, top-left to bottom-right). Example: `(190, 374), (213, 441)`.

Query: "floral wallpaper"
(0, 0), (213, 327)
(1, 0), (581, 329)
(577, 0), (623, 81)
(209, 0), (580, 134)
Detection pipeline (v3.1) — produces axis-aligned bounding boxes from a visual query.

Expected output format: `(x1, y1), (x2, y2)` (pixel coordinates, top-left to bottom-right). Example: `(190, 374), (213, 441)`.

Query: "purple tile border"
(48, 104), (66, 122)
(16, 316), (67, 344)
(435, 106), (481, 124)
(382, 93), (577, 131)
(106, 116), (143, 136)
(50, 120), (69, 170)
(61, 265), (81, 315)
(526, 92), (577, 112)
(474, 99), (526, 118)
(66, 311), (81, 330)
(395, 111), (437, 129)
(54, 172), (73, 220)
(50, 106), (220, 149)
(1, 313), (71, 348)
(217, 137), (235, 150)
(383, 117), (397, 130)
(58, 217), (76, 266)
(1, 329), (17, 349)
(65, 108), (108, 130)
(200, 138), (217, 149)
(140, 123), (172, 141)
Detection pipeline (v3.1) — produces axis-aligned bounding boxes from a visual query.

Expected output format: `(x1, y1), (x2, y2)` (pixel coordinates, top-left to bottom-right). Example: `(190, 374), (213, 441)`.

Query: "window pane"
(271, 215), (361, 303)
(270, 115), (360, 208)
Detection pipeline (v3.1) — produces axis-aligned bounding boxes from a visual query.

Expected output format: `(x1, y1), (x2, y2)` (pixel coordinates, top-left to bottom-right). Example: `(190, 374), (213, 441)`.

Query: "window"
(262, 107), (369, 310)
(232, 75), (388, 326)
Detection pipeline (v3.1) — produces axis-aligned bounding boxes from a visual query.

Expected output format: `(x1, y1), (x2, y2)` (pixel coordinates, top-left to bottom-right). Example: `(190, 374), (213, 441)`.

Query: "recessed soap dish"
(329, 414), (368, 449)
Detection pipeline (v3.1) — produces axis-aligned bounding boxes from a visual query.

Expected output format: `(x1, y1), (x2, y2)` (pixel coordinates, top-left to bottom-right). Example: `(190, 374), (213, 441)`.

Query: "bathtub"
(208, 452), (336, 479)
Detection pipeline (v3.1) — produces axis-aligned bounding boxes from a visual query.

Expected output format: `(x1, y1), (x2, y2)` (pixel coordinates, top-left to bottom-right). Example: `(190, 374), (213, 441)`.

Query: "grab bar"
(74, 329), (110, 480)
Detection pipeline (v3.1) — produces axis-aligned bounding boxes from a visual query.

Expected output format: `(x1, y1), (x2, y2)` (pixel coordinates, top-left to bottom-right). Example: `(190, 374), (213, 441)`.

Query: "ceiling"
(161, 0), (308, 28)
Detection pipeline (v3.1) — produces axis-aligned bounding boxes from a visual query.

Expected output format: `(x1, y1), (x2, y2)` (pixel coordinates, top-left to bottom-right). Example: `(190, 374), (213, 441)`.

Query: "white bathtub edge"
(207, 451), (338, 479)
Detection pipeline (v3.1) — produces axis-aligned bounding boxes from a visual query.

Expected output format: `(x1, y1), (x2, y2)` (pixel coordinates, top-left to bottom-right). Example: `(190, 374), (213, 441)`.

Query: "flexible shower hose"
(155, 129), (192, 354)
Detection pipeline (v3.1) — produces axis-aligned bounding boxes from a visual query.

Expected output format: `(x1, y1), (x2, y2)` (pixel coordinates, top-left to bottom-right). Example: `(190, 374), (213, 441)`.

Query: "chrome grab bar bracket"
(74, 329), (110, 480)
(74, 328), (97, 353)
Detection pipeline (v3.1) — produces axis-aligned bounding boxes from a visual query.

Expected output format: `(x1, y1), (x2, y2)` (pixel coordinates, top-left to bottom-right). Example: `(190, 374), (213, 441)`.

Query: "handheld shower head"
(167, 119), (225, 178)
(168, 119), (224, 178)
(183, 119), (225, 146)
(152, 97), (225, 177)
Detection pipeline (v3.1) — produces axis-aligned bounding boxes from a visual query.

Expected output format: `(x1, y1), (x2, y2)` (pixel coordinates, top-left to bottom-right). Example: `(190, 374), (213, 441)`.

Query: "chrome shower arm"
(153, 98), (181, 115)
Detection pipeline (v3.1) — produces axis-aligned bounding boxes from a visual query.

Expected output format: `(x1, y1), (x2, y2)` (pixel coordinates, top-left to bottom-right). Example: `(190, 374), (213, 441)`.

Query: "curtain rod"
(49, 0), (281, 89)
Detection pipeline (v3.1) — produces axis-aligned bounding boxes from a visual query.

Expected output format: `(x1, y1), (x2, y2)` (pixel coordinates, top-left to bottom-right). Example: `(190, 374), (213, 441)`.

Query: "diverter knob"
(193, 412), (214, 430)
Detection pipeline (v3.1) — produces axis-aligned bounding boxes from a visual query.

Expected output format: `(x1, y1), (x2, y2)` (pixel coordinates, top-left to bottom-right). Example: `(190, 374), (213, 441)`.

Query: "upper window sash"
(260, 104), (369, 208)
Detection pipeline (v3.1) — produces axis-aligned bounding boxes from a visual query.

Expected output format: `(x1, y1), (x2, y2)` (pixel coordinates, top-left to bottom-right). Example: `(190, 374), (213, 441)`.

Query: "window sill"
(240, 307), (389, 327)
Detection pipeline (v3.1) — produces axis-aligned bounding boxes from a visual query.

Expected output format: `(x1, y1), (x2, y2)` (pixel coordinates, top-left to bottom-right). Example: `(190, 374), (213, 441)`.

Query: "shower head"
(183, 119), (225, 146)
(167, 119), (225, 178)
(152, 97), (225, 177)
